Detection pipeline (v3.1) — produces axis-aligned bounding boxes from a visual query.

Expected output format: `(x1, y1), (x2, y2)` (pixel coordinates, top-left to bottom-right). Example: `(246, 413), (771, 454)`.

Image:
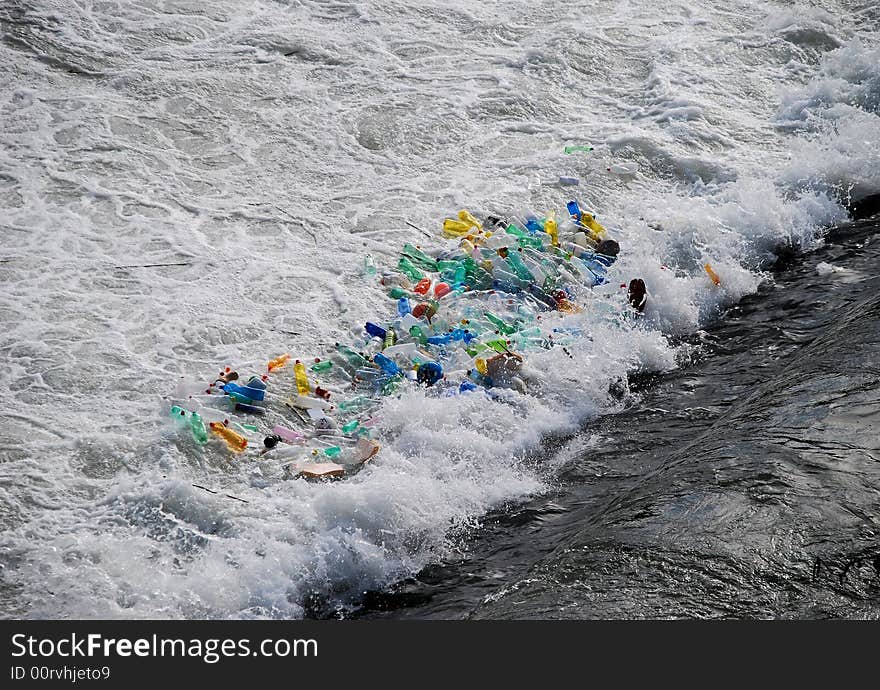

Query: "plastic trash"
(397, 256), (424, 282)
(544, 211), (559, 247)
(374, 353), (400, 376)
(310, 359), (333, 372)
(273, 425), (306, 443)
(704, 263), (721, 286)
(267, 353), (291, 373)
(383, 327), (397, 349)
(223, 382), (266, 402)
(293, 360), (310, 395)
(209, 422), (248, 453)
(365, 322), (387, 340)
(416, 361), (443, 386)
(364, 254), (377, 275)
(402, 243), (439, 272)
(339, 396), (372, 412)
(235, 401), (265, 415)
(434, 282), (452, 298)
(564, 145), (593, 154)
(608, 162), (638, 175)
(397, 297), (412, 317)
(559, 176), (579, 185)
(190, 411), (209, 445)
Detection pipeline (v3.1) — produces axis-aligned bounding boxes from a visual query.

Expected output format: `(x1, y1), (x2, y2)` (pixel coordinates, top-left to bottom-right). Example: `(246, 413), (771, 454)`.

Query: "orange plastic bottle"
(267, 353), (291, 373)
(704, 263), (721, 286)
(209, 422), (248, 453)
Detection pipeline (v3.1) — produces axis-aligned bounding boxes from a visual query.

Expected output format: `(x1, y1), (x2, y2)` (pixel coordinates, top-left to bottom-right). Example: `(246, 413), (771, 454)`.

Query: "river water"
(0, 0), (877, 618)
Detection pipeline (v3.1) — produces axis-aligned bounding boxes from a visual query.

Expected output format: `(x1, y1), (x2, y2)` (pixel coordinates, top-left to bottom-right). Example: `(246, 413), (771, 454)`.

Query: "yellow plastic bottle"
(293, 360), (310, 395)
(443, 218), (474, 237)
(580, 213), (607, 240)
(457, 209), (482, 230)
(475, 358), (488, 375)
(209, 422), (248, 453)
(544, 211), (559, 247)
(267, 353), (291, 373)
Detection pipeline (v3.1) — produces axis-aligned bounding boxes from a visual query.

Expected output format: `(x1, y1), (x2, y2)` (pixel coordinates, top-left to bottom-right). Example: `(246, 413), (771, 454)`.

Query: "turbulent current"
(0, 1), (878, 619)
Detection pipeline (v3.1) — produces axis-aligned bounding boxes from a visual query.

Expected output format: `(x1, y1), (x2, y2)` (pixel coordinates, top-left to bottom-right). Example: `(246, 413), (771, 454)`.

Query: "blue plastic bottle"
(416, 361), (443, 386)
(397, 297), (411, 317)
(365, 322), (387, 340)
(223, 382), (265, 402)
(373, 353), (400, 376)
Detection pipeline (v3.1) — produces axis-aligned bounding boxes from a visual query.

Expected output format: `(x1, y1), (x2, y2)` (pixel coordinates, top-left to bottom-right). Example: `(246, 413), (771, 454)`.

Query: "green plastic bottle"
(190, 411), (209, 445)
(484, 312), (516, 335)
(339, 396), (372, 412)
(409, 325), (428, 345)
(336, 344), (369, 369)
(402, 244), (438, 272)
(397, 256), (424, 282)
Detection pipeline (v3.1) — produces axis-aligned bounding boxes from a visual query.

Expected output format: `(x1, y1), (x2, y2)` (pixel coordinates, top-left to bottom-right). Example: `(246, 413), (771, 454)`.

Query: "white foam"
(0, 0), (877, 619)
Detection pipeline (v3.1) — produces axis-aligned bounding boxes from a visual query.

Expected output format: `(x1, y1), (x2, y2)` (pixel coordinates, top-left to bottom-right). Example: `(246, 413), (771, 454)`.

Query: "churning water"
(0, 0), (877, 618)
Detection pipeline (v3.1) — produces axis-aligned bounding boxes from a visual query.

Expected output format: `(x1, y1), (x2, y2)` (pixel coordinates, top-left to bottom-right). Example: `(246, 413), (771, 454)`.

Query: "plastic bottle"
(267, 353), (291, 373)
(458, 209), (482, 230)
(223, 382), (266, 402)
(388, 286), (414, 300)
(558, 176), (579, 186)
(235, 401), (265, 415)
(544, 211), (559, 247)
(580, 212), (606, 240)
(336, 343), (369, 369)
(246, 375), (268, 390)
(383, 327), (396, 349)
(397, 256), (424, 282)
(365, 322), (387, 340)
(364, 254), (377, 275)
(190, 411), (208, 445)
(409, 325), (428, 345)
(416, 361), (443, 386)
(383, 342), (417, 357)
(434, 282), (452, 299)
(293, 360), (310, 395)
(401, 244), (438, 271)
(705, 263), (721, 286)
(414, 278), (432, 295)
(339, 395), (373, 412)
(397, 297), (412, 317)
(273, 425), (306, 443)
(608, 162), (638, 175)
(505, 250), (536, 282)
(209, 422), (248, 453)
(311, 359), (333, 372)
(524, 217), (543, 234)
(564, 145), (593, 154)
(341, 420), (360, 434)
(484, 312), (516, 335)
(427, 333), (453, 346)
(374, 353), (400, 376)
(443, 218), (474, 237)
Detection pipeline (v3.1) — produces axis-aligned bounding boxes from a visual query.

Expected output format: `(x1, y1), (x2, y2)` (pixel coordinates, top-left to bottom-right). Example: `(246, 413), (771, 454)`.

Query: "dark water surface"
(353, 214), (880, 619)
